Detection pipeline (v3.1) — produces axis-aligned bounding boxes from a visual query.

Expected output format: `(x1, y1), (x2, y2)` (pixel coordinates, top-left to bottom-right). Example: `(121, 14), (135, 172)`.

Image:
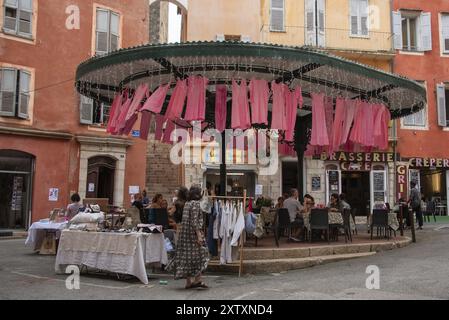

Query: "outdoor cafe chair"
(351, 207), (358, 235)
(425, 200), (437, 223)
(342, 208), (353, 243)
(309, 208), (330, 244)
(371, 209), (389, 240)
(273, 208), (292, 248)
(148, 208), (170, 230)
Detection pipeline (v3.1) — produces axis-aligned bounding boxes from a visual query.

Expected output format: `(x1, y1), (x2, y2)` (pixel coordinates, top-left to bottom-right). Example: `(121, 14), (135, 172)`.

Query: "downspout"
(390, 0), (398, 204)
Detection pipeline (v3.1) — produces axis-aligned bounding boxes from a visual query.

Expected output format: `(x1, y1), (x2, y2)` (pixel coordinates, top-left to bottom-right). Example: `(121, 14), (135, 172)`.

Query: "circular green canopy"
(75, 41), (426, 119)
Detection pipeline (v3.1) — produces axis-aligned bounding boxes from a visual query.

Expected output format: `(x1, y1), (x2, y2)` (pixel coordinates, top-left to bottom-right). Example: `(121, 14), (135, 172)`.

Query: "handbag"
(200, 188), (212, 213)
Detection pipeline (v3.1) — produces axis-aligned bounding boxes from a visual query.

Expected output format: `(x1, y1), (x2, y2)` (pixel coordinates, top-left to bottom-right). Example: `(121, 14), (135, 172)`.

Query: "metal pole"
(220, 131), (227, 196)
(399, 204), (404, 237)
(409, 206), (416, 243)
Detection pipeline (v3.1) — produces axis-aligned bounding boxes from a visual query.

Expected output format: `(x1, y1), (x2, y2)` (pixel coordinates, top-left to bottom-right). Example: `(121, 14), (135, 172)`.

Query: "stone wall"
(146, 134), (182, 200)
(305, 158), (327, 205)
(149, 1), (169, 44)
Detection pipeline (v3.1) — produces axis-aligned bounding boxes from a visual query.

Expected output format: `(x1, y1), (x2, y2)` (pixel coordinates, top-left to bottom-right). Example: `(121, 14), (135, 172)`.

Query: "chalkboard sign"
(373, 172), (384, 191)
(312, 176), (321, 191)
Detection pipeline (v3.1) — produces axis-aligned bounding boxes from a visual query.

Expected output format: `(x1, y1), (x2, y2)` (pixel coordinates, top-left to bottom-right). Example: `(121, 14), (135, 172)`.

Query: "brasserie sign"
(317, 152), (397, 163)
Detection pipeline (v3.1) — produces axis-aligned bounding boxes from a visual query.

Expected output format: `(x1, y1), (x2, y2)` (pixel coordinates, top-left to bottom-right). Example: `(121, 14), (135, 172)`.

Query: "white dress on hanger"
(220, 201), (233, 264)
(231, 202), (245, 246)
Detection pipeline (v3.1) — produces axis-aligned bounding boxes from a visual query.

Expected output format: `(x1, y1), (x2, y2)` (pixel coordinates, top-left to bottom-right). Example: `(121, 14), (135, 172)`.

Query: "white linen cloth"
(231, 203), (245, 247)
(25, 221), (68, 251)
(55, 230), (168, 285)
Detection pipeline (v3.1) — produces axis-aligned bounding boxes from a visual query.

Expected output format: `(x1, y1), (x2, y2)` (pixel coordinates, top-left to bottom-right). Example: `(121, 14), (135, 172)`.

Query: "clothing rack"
(212, 190), (252, 277)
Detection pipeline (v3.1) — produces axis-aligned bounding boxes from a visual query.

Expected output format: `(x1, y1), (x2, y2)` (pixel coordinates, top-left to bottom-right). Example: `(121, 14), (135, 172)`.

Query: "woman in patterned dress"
(167, 185), (210, 289)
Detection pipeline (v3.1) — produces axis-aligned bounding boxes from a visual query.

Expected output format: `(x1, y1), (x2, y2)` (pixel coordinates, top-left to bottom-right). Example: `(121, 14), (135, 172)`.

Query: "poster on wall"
(88, 183), (95, 192)
(11, 176), (24, 211)
(312, 177), (321, 191)
(48, 188), (59, 202)
(255, 184), (263, 195)
(129, 186), (140, 195)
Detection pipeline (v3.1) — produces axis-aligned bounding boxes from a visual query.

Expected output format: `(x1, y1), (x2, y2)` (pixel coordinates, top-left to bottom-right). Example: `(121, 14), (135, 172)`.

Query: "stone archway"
(149, 0), (188, 12)
(149, 0), (188, 43)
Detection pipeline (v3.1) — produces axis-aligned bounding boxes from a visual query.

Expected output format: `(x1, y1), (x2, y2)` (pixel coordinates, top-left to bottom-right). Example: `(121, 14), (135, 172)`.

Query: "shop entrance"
(86, 156), (116, 204)
(205, 170), (256, 197)
(341, 171), (370, 216)
(0, 150), (34, 229)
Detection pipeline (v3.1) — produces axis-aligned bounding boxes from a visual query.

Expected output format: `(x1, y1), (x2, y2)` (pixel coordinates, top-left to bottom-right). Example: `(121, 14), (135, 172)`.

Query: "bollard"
(408, 206), (416, 243)
(399, 204), (404, 237)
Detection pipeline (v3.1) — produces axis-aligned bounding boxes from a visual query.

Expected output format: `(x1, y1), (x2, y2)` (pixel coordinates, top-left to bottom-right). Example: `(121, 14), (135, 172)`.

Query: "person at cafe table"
(328, 193), (340, 212)
(283, 188), (304, 241)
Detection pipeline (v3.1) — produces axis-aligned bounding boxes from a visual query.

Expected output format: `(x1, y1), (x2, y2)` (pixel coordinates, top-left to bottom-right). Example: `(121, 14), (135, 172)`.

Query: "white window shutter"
(96, 9), (109, 55)
(350, 0), (359, 35)
(18, 70), (30, 119)
(442, 15), (449, 53)
(393, 11), (403, 50)
(360, 0), (369, 36)
(317, 0), (325, 47)
(437, 83), (447, 127)
(80, 95), (94, 124)
(216, 34), (225, 41)
(4, 0), (19, 33)
(305, 0), (316, 45)
(420, 12), (432, 51)
(0, 68), (17, 117)
(270, 0), (285, 31)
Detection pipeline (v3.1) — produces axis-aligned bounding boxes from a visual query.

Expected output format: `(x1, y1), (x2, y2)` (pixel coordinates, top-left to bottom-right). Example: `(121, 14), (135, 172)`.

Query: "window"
(350, 0), (369, 37)
(440, 14), (449, 54)
(270, 0), (284, 32)
(96, 8), (120, 55)
(305, 0), (325, 47)
(403, 81), (426, 127)
(393, 10), (432, 51)
(0, 67), (30, 119)
(3, 0), (33, 38)
(79, 95), (110, 126)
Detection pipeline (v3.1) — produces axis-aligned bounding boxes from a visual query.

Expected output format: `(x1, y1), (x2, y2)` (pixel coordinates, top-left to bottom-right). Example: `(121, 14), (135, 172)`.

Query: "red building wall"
(394, 0), (449, 158)
(0, 0), (149, 224)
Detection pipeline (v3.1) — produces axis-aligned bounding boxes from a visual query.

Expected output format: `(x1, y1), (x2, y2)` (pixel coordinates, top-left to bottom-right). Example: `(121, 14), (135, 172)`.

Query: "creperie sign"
(408, 158), (449, 168)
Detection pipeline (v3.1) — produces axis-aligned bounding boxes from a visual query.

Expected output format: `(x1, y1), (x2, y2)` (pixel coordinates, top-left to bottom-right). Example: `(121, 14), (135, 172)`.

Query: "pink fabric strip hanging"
(324, 96), (334, 153)
(270, 81), (288, 130)
(121, 114), (138, 136)
(162, 120), (176, 144)
(361, 102), (375, 148)
(249, 79), (269, 125)
(125, 83), (148, 121)
(374, 104), (391, 150)
(165, 79), (188, 120)
(140, 83), (170, 114)
(139, 111), (153, 140)
(231, 79), (251, 130)
(284, 86), (302, 142)
(107, 92), (123, 134)
(215, 85), (228, 132)
(114, 94), (133, 134)
(340, 98), (356, 146)
(310, 93), (329, 146)
(154, 113), (165, 141)
(331, 97), (346, 151)
(349, 100), (364, 145)
(185, 76), (209, 122)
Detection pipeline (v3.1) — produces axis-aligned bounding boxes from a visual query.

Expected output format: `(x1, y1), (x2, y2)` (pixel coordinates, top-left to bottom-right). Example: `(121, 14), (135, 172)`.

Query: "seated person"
(283, 188), (304, 241)
(66, 193), (82, 220)
(327, 193), (340, 212)
(339, 193), (351, 212)
(275, 196), (284, 209)
(301, 194), (315, 215)
(149, 194), (164, 209)
(132, 193), (145, 224)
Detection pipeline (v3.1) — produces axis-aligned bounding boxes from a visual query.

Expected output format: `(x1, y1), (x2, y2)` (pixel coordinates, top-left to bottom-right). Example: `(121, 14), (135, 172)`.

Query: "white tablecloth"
(55, 230), (167, 285)
(25, 221), (68, 251)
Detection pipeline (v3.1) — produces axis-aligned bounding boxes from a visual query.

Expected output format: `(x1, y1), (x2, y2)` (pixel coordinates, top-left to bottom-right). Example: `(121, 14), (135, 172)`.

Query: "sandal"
(191, 282), (209, 289)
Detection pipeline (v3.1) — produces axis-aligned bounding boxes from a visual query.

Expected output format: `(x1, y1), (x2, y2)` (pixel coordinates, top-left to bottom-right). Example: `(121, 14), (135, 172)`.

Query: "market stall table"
(25, 220), (68, 252)
(55, 230), (167, 284)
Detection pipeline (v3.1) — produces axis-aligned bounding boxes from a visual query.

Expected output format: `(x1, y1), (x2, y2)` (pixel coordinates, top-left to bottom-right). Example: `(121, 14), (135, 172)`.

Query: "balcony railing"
(260, 25), (393, 53)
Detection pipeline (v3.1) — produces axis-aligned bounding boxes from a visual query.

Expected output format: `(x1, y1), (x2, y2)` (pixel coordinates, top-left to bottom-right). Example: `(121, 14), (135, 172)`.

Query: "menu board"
(328, 171), (339, 192)
(312, 176), (321, 191)
(373, 172), (385, 192)
(11, 176), (23, 212)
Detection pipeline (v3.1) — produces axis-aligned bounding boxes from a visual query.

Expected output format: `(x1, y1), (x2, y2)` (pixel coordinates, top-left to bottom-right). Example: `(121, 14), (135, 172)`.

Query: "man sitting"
(283, 188), (304, 242)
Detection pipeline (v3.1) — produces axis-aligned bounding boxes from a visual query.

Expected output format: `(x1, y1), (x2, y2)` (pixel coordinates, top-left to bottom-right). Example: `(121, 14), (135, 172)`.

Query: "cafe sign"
(318, 152), (397, 163)
(408, 158), (449, 168)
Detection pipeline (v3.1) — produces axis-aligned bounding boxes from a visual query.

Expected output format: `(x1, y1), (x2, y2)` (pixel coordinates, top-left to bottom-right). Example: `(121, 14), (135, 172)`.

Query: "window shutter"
(305, 0), (316, 45)
(350, 0), (359, 35)
(4, 0), (18, 32)
(317, 0), (325, 47)
(360, 0), (369, 36)
(0, 68), (17, 117)
(18, 70), (30, 119)
(80, 95), (94, 124)
(96, 9), (109, 55)
(270, 0), (284, 31)
(442, 15), (449, 53)
(437, 83), (447, 127)
(420, 12), (432, 51)
(393, 11), (403, 50)
(18, 0), (32, 36)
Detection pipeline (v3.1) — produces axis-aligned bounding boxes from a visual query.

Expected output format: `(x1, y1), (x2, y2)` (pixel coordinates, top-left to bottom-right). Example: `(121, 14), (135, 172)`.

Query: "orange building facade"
(393, 0), (449, 212)
(0, 0), (149, 229)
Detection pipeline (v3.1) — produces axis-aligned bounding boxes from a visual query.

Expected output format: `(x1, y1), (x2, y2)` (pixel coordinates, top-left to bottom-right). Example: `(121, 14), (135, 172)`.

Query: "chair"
(309, 209), (330, 244)
(148, 208), (170, 230)
(425, 200), (437, 222)
(273, 208), (292, 248)
(371, 209), (389, 240)
(125, 206), (141, 228)
(342, 208), (353, 243)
